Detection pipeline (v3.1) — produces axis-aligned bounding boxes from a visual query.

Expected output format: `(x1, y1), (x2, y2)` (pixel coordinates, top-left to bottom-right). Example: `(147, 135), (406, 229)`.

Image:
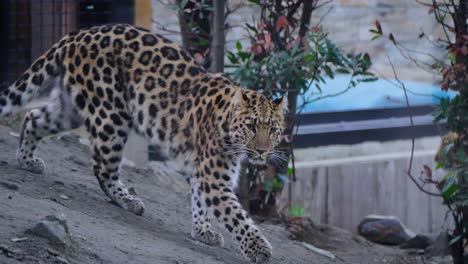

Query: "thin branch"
(308, 77), (355, 103)
(388, 56), (441, 197)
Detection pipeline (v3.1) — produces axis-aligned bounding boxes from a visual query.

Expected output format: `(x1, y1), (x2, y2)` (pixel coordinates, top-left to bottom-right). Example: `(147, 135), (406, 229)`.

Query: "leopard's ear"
(232, 88), (246, 112)
(274, 95), (288, 114)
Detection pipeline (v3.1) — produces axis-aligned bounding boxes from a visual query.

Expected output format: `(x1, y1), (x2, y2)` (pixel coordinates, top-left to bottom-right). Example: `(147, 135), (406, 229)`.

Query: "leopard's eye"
(246, 123), (255, 130)
(270, 127), (278, 133)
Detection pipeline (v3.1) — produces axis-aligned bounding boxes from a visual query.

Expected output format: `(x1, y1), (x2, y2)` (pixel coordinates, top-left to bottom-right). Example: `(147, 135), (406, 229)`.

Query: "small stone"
(11, 237), (28, 242)
(427, 231), (450, 256)
(8, 196), (12, 199)
(65, 154), (88, 166)
(47, 247), (60, 256)
(45, 214), (69, 233)
(0, 181), (19, 191)
(60, 134), (79, 144)
(400, 234), (433, 249)
(129, 187), (137, 195)
(53, 181), (65, 186)
(59, 195), (70, 200)
(28, 214), (71, 247)
(71, 168), (78, 172)
(55, 256), (69, 264)
(0, 244), (9, 254)
(9, 131), (20, 138)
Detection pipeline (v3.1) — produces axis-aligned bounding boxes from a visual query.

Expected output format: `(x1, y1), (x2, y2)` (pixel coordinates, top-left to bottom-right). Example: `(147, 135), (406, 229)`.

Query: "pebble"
(47, 247), (60, 256)
(400, 234), (433, 249)
(59, 195), (70, 200)
(0, 244), (9, 254)
(55, 256), (69, 264)
(0, 181), (19, 191)
(11, 237), (28, 242)
(129, 187), (137, 195)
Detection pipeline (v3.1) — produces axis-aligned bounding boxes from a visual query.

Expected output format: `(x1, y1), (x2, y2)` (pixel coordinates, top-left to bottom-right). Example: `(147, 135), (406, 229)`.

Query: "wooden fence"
(280, 150), (450, 234)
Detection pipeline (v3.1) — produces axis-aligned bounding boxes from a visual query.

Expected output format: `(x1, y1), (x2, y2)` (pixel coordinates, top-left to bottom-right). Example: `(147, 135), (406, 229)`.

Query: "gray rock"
(0, 181), (19, 191)
(28, 214), (71, 247)
(427, 231), (450, 256)
(400, 234), (433, 249)
(0, 244), (23, 260)
(358, 215), (411, 245)
(65, 154), (88, 167)
(47, 247), (61, 256)
(55, 256), (69, 264)
(0, 244), (9, 254)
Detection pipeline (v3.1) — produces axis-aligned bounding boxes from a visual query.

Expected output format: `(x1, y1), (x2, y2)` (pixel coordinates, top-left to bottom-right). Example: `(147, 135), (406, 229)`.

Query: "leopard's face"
(229, 89), (287, 165)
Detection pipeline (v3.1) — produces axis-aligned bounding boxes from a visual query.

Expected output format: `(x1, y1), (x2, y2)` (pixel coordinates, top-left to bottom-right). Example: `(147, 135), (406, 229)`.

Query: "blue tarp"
(297, 75), (457, 113)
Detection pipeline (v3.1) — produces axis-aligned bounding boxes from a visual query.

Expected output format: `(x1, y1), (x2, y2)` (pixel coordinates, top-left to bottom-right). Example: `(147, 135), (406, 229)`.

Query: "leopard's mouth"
(246, 153), (268, 165)
(249, 159), (267, 165)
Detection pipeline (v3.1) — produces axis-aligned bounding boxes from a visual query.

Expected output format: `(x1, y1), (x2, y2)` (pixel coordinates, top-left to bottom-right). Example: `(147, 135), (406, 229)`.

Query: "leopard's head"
(229, 89), (287, 165)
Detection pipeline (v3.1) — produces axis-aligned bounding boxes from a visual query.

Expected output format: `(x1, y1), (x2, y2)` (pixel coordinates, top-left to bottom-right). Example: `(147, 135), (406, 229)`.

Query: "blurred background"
(0, 0), (452, 236)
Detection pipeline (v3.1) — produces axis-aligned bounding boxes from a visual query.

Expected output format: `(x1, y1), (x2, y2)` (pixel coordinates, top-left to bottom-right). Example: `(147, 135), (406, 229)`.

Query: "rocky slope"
(0, 125), (451, 264)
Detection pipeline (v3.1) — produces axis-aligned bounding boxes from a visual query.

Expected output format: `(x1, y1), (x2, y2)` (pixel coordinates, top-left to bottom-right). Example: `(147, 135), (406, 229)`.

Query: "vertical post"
(210, 0), (224, 73)
(129, 0), (153, 166)
(454, 1), (468, 263)
(134, 0), (152, 30)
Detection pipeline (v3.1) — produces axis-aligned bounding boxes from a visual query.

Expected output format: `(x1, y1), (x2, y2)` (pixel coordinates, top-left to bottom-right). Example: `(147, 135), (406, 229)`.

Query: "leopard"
(0, 23), (287, 263)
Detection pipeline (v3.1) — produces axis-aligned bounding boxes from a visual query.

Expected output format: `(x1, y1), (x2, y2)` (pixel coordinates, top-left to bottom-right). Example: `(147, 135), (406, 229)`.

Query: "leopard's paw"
(118, 196), (145, 216)
(18, 156), (46, 174)
(192, 229), (224, 247)
(242, 235), (272, 263)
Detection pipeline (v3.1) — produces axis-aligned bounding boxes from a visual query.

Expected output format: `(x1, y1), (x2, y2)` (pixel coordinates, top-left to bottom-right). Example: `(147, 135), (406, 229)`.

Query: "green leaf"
(289, 204), (304, 217)
(226, 52), (238, 64)
(442, 183), (458, 202)
(323, 65), (334, 79)
(360, 77), (378, 82)
(449, 235), (462, 246)
(262, 178), (273, 191)
(336, 68), (350, 74)
(303, 53), (314, 63)
(236, 41), (243, 51)
(272, 178), (284, 189)
(198, 39), (209, 47)
(441, 171), (459, 202)
(245, 23), (259, 34)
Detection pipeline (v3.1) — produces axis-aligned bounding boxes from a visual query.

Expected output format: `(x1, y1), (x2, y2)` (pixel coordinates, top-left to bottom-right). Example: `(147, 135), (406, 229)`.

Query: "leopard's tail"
(0, 41), (65, 118)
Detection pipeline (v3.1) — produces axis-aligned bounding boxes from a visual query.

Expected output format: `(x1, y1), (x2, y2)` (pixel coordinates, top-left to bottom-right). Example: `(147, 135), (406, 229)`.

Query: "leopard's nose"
(256, 148), (267, 155)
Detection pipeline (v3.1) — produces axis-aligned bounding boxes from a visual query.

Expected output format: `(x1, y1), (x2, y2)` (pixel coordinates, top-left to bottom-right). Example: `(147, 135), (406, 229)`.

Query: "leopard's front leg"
(192, 162), (272, 263)
(190, 177), (225, 247)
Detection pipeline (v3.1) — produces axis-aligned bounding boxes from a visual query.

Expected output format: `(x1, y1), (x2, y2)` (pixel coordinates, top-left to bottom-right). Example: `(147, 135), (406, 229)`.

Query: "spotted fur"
(0, 24), (287, 263)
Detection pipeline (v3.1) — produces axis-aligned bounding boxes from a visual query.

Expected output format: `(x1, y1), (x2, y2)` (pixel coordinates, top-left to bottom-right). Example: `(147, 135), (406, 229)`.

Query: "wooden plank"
(289, 152), (452, 234)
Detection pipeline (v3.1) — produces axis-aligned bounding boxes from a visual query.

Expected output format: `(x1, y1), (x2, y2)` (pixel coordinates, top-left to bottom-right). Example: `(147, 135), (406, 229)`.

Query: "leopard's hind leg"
(17, 91), (81, 173)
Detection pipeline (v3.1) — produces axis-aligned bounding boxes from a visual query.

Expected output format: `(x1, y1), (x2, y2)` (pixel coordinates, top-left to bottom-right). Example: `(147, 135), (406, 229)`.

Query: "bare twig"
(387, 56), (441, 197)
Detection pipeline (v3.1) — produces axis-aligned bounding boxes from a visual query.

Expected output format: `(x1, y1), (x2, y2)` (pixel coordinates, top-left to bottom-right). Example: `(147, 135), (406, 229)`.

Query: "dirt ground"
(0, 124), (452, 264)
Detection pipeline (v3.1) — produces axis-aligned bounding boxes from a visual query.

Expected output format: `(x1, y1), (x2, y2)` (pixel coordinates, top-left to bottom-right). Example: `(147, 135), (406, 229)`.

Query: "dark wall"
(0, 1), (9, 84)
(78, 0), (134, 29)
